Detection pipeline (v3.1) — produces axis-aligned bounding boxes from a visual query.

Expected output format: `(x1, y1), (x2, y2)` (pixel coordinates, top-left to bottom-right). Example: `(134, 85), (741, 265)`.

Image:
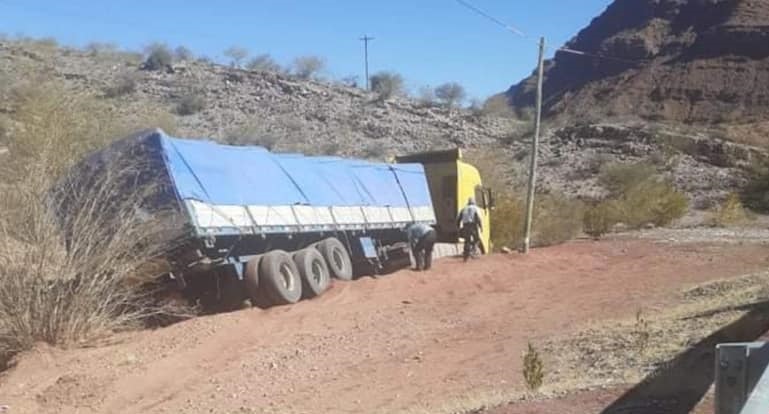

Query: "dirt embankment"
(1, 237), (768, 414)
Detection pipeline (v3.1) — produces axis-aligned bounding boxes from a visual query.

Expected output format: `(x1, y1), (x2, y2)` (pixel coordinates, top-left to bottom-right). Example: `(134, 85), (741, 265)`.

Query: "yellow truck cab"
(396, 149), (493, 253)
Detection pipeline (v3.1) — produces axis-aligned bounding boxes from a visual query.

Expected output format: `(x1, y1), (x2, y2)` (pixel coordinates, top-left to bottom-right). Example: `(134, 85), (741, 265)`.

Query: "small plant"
(362, 142), (387, 160)
(633, 308), (651, 355)
(741, 161), (769, 213)
(522, 342), (544, 391)
(245, 54), (283, 73)
(224, 46), (249, 68)
(103, 72), (138, 98)
(143, 43), (173, 71)
(176, 91), (206, 116)
(435, 82), (467, 108)
(597, 162), (688, 229)
(292, 55), (325, 80)
(370, 71), (404, 101)
(416, 86), (436, 107)
(174, 46), (194, 61)
(583, 201), (617, 239)
(709, 193), (751, 227)
(599, 162), (658, 197)
(481, 94), (516, 118)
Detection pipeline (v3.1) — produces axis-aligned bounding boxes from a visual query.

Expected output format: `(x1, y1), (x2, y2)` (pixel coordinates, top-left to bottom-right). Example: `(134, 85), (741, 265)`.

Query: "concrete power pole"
(360, 35), (374, 90)
(522, 36), (546, 254)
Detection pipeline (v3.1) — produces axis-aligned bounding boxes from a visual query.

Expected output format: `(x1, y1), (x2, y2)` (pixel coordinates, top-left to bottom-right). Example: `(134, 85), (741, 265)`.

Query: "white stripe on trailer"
(412, 205), (436, 222)
(188, 200), (252, 228)
(331, 206), (366, 227)
(248, 205), (298, 227)
(187, 200), (435, 233)
(389, 206), (413, 223)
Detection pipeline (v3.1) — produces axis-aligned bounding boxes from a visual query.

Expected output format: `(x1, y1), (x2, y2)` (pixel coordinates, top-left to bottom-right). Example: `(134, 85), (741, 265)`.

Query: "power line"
(454, 0), (527, 37)
(454, 0), (646, 65)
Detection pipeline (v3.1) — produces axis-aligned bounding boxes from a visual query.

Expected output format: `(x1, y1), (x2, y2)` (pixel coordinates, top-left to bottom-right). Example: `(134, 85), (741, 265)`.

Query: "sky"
(0, 0), (613, 100)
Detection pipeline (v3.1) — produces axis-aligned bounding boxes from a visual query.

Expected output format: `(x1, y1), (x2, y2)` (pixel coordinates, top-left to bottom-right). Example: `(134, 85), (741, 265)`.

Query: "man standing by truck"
(407, 223), (437, 271)
(457, 197), (483, 261)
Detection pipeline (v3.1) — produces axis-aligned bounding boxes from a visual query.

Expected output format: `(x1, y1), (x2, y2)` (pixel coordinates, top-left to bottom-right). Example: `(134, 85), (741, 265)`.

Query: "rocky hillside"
(0, 37), (764, 209)
(508, 0), (769, 132)
(0, 40), (516, 158)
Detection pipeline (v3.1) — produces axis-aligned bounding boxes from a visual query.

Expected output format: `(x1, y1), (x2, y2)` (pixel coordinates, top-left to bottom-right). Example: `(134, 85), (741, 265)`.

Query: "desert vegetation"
(583, 162), (688, 238)
(0, 77), (188, 368)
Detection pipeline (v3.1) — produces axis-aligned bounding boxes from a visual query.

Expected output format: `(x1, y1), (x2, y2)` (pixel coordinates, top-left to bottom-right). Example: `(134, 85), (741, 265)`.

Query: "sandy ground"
(1, 237), (769, 414)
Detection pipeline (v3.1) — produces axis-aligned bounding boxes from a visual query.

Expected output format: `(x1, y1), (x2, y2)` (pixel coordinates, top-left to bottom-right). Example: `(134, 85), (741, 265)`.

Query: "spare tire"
(259, 250), (302, 305)
(293, 248), (331, 298)
(316, 237), (353, 281)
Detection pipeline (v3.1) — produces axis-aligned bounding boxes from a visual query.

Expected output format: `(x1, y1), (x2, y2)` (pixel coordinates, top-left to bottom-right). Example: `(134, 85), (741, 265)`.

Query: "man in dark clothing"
(457, 197), (483, 261)
(407, 222), (437, 271)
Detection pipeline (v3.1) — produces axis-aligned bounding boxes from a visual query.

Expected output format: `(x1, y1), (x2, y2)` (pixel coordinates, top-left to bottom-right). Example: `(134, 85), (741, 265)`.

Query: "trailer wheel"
(260, 250), (302, 305)
(293, 248), (331, 298)
(316, 238), (353, 281)
(243, 255), (262, 304)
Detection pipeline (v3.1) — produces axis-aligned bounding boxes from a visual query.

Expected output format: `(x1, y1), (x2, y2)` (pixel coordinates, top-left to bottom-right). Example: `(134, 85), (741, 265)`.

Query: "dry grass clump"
(541, 271), (769, 392)
(0, 77), (189, 367)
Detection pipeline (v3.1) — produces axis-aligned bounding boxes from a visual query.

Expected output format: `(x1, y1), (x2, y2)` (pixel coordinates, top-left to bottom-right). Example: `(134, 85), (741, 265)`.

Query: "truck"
(58, 128), (494, 309)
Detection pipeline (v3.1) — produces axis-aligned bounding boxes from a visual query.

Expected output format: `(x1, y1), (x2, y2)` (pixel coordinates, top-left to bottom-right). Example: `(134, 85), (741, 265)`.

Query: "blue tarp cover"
(157, 131), (433, 211)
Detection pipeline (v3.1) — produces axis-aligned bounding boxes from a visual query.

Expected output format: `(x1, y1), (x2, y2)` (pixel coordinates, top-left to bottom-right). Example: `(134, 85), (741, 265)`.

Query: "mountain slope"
(508, 0), (769, 126)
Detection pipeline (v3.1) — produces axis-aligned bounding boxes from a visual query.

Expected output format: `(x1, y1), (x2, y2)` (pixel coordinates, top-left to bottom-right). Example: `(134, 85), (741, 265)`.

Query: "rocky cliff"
(508, 0), (769, 127)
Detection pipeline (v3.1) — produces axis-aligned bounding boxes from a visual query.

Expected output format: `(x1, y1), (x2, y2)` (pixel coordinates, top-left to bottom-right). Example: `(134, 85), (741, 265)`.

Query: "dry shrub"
(709, 193), (751, 227)
(583, 201), (616, 239)
(0, 78), (189, 367)
(533, 194), (585, 247)
(176, 91), (206, 115)
(741, 161), (769, 213)
(481, 94), (516, 118)
(586, 162), (688, 235)
(522, 343), (544, 391)
(466, 151), (582, 249)
(104, 71), (138, 98)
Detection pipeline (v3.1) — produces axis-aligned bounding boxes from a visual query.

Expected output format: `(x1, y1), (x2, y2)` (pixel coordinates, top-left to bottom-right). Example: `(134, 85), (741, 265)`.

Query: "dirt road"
(2, 238), (769, 414)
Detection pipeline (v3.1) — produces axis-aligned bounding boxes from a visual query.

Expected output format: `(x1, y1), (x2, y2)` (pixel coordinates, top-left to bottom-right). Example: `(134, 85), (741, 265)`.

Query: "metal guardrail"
(716, 342), (769, 413)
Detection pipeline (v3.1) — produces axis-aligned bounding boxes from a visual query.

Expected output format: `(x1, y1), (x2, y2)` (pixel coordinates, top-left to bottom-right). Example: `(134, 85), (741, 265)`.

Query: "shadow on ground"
(601, 299), (769, 414)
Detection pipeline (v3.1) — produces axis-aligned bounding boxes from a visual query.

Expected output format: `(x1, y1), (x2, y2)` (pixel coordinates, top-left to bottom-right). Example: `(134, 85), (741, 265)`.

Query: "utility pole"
(359, 35), (374, 90)
(522, 36), (546, 254)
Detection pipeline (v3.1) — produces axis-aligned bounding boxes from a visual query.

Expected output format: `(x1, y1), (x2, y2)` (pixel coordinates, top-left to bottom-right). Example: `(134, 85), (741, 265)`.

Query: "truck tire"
(316, 238), (353, 281)
(259, 250), (302, 305)
(293, 248), (331, 298)
(243, 255), (262, 304)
